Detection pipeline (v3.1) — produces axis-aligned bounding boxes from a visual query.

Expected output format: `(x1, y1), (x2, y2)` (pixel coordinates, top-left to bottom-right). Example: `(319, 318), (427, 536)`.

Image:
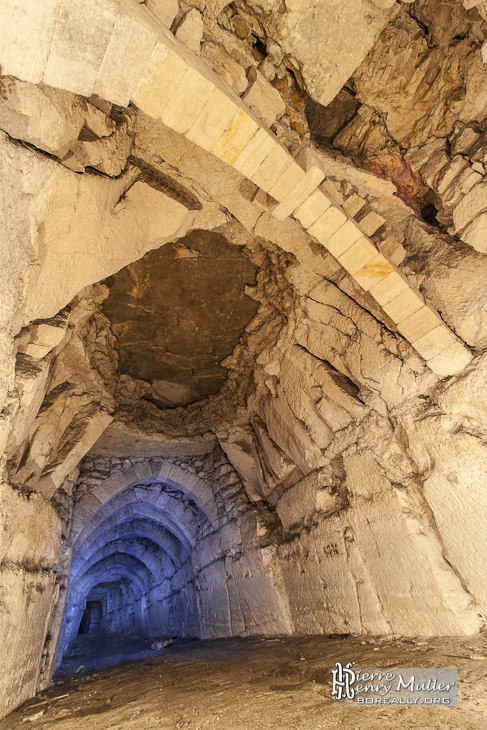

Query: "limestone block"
(315, 396), (354, 431)
(359, 211), (385, 236)
(261, 390), (326, 475)
(324, 219), (362, 259)
(0, 565), (57, 717)
(193, 532), (221, 571)
(135, 120), (262, 231)
(461, 212), (487, 253)
(276, 469), (345, 531)
(156, 492), (170, 509)
(293, 190), (331, 229)
(396, 305), (443, 343)
(450, 126), (481, 157)
(232, 128), (277, 178)
(280, 370), (334, 450)
(282, 345), (366, 423)
(412, 324), (458, 361)
(211, 109), (259, 166)
(419, 149), (450, 189)
(0, 0), (58, 84)
(453, 181), (487, 232)
(369, 270), (410, 306)
(23, 323), (66, 351)
(380, 236), (406, 266)
(427, 341), (473, 377)
(343, 193), (366, 217)
(382, 287), (424, 324)
(160, 66), (215, 135)
(436, 156), (469, 196)
(185, 87), (239, 153)
(201, 41), (248, 96)
(85, 104), (115, 138)
(62, 123), (133, 177)
(407, 406), (487, 612)
(442, 167), (482, 208)
(132, 181), (196, 244)
(145, 0), (179, 28)
(353, 253), (395, 292)
(254, 211), (335, 279)
(94, 3), (158, 107)
(406, 137), (446, 173)
(463, 0), (482, 8)
(133, 461), (153, 480)
(321, 178), (344, 206)
(342, 451), (481, 635)
(278, 518), (363, 635)
(264, 0), (394, 109)
(43, 0), (119, 97)
(271, 166), (325, 221)
(175, 9), (203, 54)
(37, 409), (113, 499)
(252, 419), (298, 485)
(17, 343), (51, 359)
(0, 77), (86, 157)
(196, 561), (232, 639)
(283, 263), (321, 296)
(132, 41), (187, 119)
(308, 206), (347, 244)
(338, 237), (378, 276)
(268, 161), (306, 203)
(251, 144), (293, 192)
(241, 68), (286, 127)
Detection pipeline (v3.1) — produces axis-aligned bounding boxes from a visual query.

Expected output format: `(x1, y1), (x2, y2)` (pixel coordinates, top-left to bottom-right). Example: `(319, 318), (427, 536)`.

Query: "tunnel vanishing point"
(1, 0), (487, 723)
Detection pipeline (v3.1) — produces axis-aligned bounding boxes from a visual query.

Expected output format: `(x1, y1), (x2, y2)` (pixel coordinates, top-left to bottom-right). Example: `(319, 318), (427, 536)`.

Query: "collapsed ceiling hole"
(102, 230), (258, 407)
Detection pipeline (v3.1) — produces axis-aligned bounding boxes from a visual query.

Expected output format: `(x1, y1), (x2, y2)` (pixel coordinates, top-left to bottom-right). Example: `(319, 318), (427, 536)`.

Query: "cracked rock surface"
(1, 0), (487, 723)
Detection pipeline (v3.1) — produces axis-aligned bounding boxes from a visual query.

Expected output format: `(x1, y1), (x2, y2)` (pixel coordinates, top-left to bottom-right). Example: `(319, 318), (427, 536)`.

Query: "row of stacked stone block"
(0, 0), (472, 377)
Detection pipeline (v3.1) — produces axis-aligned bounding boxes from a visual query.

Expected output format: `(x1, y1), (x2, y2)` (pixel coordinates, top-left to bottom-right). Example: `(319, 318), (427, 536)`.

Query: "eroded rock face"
(102, 229), (258, 405)
(238, 0), (397, 106)
(2, 0), (487, 721)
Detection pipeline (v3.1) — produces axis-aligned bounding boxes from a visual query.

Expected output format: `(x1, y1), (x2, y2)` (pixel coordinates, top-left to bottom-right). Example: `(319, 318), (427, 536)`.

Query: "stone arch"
(59, 478), (204, 667)
(62, 552), (154, 654)
(0, 0), (471, 377)
(72, 518), (189, 569)
(70, 537), (177, 588)
(71, 458), (217, 541)
(73, 488), (199, 553)
(74, 504), (195, 562)
(73, 553), (153, 600)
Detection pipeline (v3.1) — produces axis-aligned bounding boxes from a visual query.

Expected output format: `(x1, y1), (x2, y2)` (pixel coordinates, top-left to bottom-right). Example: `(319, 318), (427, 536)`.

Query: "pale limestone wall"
(0, 480), (62, 717)
(218, 278), (487, 637)
(1, 0), (487, 722)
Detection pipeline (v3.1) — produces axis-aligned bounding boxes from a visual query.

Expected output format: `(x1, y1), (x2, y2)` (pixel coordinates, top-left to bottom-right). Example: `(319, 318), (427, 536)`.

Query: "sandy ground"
(2, 631), (487, 729)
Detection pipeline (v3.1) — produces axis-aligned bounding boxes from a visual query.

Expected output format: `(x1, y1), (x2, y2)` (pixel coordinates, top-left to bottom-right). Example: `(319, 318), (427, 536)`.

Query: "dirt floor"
(2, 631), (487, 729)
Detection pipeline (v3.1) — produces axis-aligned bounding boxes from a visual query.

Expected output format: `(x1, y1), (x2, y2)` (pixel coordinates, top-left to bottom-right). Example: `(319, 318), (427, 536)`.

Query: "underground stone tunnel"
(1, 0), (487, 727)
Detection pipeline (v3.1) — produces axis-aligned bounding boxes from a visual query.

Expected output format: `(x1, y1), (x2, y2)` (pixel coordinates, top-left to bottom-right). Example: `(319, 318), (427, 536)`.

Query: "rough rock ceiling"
(102, 229), (258, 407)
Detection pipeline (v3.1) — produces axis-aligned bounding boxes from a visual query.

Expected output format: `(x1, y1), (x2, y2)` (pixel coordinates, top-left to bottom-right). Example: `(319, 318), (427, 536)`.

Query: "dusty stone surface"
(242, 68), (285, 127)
(201, 41), (249, 95)
(2, 635), (487, 729)
(175, 8), (204, 53)
(0, 77), (87, 157)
